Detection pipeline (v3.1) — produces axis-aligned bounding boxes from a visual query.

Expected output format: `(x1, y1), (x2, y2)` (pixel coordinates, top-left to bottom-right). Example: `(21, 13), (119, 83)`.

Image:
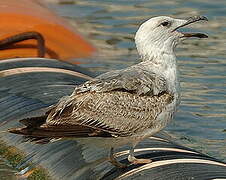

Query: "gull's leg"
(109, 147), (127, 168)
(128, 145), (152, 165)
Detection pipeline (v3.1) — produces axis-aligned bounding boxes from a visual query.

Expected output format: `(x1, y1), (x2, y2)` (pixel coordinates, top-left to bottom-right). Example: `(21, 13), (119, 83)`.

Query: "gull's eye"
(161, 21), (171, 27)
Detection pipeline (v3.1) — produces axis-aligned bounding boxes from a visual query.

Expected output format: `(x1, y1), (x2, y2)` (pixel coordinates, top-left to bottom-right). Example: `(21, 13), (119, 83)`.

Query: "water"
(46, 0), (226, 160)
(2, 0), (226, 178)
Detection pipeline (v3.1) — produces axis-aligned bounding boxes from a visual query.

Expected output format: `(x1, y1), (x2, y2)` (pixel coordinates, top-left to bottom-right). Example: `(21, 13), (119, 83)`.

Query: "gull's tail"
(8, 114), (112, 144)
(8, 115), (51, 144)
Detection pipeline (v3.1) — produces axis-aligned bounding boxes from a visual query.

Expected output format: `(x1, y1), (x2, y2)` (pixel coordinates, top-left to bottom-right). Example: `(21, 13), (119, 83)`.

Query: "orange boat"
(0, 0), (96, 63)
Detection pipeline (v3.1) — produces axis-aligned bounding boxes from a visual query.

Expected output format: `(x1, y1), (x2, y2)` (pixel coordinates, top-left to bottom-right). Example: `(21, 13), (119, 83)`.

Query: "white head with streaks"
(135, 16), (208, 62)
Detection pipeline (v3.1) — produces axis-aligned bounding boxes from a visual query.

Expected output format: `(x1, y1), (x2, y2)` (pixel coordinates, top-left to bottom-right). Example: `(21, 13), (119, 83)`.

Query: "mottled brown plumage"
(9, 15), (207, 168)
(45, 91), (173, 136)
(9, 62), (173, 140)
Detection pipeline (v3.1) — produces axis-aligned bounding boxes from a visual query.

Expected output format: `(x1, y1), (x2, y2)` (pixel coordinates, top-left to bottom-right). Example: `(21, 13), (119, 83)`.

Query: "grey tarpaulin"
(0, 58), (226, 180)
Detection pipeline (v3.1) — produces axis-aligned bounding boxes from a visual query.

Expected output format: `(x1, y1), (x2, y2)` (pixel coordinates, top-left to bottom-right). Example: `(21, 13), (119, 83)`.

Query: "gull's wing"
(9, 64), (172, 140)
(44, 91), (173, 137)
(43, 65), (172, 136)
(73, 64), (167, 96)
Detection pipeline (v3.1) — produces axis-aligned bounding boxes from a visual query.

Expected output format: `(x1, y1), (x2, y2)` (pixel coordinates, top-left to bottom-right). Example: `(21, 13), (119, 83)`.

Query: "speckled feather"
(39, 63), (173, 137)
(45, 91), (173, 137)
(9, 62), (174, 140)
(9, 16), (193, 143)
(72, 63), (167, 96)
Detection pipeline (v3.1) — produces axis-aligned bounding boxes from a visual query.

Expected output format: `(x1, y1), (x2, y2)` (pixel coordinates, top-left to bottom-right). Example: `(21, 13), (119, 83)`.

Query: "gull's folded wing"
(9, 63), (172, 140)
(73, 63), (167, 96)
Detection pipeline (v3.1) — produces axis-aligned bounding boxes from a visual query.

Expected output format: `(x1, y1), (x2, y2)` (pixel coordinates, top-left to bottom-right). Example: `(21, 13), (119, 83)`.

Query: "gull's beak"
(173, 16), (208, 38)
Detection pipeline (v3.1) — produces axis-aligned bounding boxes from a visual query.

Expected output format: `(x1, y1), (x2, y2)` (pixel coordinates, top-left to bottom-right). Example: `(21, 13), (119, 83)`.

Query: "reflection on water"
(47, 0), (226, 161)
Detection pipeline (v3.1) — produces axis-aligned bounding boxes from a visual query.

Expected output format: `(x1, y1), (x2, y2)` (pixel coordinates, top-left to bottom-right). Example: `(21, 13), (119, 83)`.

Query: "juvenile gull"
(9, 16), (208, 168)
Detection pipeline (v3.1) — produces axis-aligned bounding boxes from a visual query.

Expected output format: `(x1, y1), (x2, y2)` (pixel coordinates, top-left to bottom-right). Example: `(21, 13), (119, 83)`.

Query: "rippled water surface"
(46, 0), (226, 161)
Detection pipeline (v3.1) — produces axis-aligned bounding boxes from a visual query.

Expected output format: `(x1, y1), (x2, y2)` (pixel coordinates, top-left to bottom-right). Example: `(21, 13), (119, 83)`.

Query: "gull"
(9, 15), (208, 168)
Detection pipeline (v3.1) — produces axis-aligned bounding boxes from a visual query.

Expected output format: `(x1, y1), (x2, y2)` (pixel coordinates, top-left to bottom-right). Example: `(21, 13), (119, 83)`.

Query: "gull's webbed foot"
(128, 146), (152, 165)
(128, 155), (152, 165)
(109, 147), (152, 168)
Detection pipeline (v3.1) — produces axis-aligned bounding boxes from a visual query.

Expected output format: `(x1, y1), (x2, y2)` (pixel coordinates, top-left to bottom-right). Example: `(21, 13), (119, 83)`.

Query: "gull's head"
(135, 16), (208, 60)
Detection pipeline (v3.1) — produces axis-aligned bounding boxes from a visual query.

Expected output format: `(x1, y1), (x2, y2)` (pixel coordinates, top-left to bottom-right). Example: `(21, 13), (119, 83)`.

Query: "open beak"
(173, 16), (208, 38)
